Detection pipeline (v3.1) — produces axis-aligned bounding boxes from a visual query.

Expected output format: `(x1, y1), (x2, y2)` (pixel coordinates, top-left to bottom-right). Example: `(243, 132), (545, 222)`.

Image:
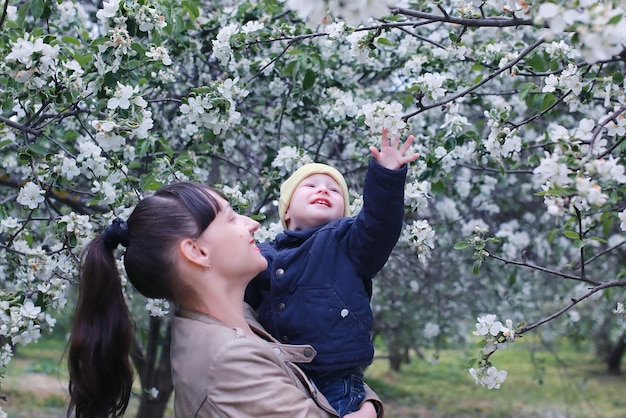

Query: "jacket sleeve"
(363, 383), (385, 417)
(199, 337), (336, 418)
(341, 158), (408, 278)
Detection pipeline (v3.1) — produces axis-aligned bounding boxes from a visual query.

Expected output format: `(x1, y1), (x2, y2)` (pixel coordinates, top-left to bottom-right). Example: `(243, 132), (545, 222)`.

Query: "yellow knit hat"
(278, 163), (350, 229)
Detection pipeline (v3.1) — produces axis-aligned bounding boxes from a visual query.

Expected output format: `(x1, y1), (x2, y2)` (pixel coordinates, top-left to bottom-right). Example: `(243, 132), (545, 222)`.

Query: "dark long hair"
(67, 182), (222, 418)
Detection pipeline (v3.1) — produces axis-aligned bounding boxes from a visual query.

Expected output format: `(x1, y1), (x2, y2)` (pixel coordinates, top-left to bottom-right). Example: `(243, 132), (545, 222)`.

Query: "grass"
(366, 338), (626, 418)
(2, 335), (626, 417)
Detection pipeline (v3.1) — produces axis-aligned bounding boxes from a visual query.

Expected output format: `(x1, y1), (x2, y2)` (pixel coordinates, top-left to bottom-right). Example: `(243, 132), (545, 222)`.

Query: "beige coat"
(171, 304), (383, 417)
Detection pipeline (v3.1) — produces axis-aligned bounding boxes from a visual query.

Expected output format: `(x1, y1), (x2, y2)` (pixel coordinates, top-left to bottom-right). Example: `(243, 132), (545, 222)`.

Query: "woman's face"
(196, 193), (268, 280)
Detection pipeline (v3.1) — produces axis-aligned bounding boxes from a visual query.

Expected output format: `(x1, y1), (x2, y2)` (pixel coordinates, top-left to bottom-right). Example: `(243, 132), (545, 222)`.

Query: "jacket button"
(282, 335), (289, 342)
(276, 268), (284, 277)
(273, 347), (282, 356)
(277, 302), (286, 311)
(303, 348), (314, 358)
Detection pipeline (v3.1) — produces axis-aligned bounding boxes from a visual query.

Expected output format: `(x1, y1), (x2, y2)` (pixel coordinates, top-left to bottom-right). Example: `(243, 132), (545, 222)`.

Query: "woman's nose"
(248, 217), (260, 232)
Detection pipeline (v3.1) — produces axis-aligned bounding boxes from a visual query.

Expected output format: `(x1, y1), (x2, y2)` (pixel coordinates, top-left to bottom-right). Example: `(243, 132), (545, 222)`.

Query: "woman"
(67, 182), (382, 418)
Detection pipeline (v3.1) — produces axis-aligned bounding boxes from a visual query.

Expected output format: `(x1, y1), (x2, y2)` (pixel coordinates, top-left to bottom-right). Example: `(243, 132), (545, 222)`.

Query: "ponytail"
(67, 234), (133, 418)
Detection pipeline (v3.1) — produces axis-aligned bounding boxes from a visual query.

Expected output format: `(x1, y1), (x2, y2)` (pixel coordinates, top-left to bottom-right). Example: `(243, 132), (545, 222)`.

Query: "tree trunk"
(132, 317), (175, 418)
(606, 338), (625, 375)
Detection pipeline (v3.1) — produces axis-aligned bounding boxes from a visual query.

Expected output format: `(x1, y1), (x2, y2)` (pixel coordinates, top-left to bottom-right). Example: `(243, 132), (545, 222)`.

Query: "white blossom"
(17, 182), (45, 209)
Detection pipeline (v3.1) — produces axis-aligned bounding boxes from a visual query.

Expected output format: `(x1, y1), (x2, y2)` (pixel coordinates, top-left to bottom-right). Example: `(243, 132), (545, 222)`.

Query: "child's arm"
(368, 128), (419, 170)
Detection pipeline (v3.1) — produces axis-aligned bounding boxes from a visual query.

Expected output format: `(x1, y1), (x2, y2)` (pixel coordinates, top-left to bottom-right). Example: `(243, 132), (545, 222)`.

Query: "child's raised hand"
(369, 129), (419, 170)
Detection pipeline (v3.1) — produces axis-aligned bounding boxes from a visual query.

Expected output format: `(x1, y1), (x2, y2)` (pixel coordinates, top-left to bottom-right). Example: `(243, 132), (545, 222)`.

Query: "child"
(245, 129), (418, 417)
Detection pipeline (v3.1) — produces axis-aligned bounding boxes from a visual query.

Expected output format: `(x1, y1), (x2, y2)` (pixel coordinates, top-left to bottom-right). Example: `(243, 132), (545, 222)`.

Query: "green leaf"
(613, 72), (624, 85)
(465, 357), (478, 368)
(472, 261), (481, 275)
(526, 52), (547, 72)
(250, 213), (266, 222)
(454, 242), (470, 250)
(540, 93), (557, 111)
(28, 142), (48, 156)
(608, 13), (624, 25)
(518, 82), (536, 100)
(431, 180), (445, 194)
(563, 231), (580, 240)
(182, 0), (200, 19)
(61, 35), (81, 46)
(302, 69), (316, 90)
(376, 37), (393, 46)
(547, 229), (558, 243)
(0, 139), (13, 149)
(30, 0), (44, 19)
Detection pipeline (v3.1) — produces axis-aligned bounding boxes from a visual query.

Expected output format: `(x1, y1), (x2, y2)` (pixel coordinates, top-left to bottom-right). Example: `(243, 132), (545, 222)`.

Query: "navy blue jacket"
(245, 159), (407, 372)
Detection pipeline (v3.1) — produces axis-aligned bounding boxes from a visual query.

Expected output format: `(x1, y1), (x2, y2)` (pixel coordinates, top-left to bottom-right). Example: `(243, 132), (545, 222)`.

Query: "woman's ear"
(179, 238), (211, 270)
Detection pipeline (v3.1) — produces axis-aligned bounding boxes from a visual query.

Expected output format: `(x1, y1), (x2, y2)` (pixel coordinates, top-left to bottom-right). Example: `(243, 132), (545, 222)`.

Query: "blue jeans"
(309, 367), (366, 417)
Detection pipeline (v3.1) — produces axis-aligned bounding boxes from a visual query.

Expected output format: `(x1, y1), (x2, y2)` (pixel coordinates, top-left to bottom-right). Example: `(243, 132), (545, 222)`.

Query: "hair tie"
(101, 218), (129, 250)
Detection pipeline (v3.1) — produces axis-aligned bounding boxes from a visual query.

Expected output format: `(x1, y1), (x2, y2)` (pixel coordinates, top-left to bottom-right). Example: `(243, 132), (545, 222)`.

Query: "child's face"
(284, 173), (345, 230)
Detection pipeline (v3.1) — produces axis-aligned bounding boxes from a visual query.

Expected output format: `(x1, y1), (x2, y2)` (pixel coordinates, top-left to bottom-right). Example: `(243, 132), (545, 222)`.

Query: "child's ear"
(179, 238), (211, 269)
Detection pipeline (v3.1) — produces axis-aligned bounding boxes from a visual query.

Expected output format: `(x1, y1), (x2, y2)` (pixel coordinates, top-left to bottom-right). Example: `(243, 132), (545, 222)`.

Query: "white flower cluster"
(535, 2), (626, 64)
(94, 0), (167, 76)
(0, 214), (90, 364)
(255, 222), (284, 243)
(16, 182), (45, 210)
(473, 314), (516, 355)
(440, 103), (471, 137)
(361, 101), (407, 138)
(483, 108), (522, 161)
(468, 314), (516, 389)
(179, 78), (248, 136)
(319, 87), (359, 123)
(531, 111), (626, 217)
(271, 146), (313, 177)
(145, 299), (170, 317)
(221, 184), (247, 207)
(4, 33), (60, 89)
(495, 220), (531, 260)
(0, 298), (57, 368)
(414, 72), (449, 102)
(404, 180), (430, 213)
(286, 0), (390, 27)
(402, 219), (435, 263)
(469, 365), (508, 390)
(97, 0), (166, 32)
(211, 21), (265, 67)
(542, 64), (588, 111)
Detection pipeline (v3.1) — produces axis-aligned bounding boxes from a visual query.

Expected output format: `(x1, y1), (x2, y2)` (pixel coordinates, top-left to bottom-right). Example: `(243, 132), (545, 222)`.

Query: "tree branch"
(391, 8), (537, 28)
(402, 38), (545, 121)
(519, 281), (626, 334)
(486, 250), (601, 286)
